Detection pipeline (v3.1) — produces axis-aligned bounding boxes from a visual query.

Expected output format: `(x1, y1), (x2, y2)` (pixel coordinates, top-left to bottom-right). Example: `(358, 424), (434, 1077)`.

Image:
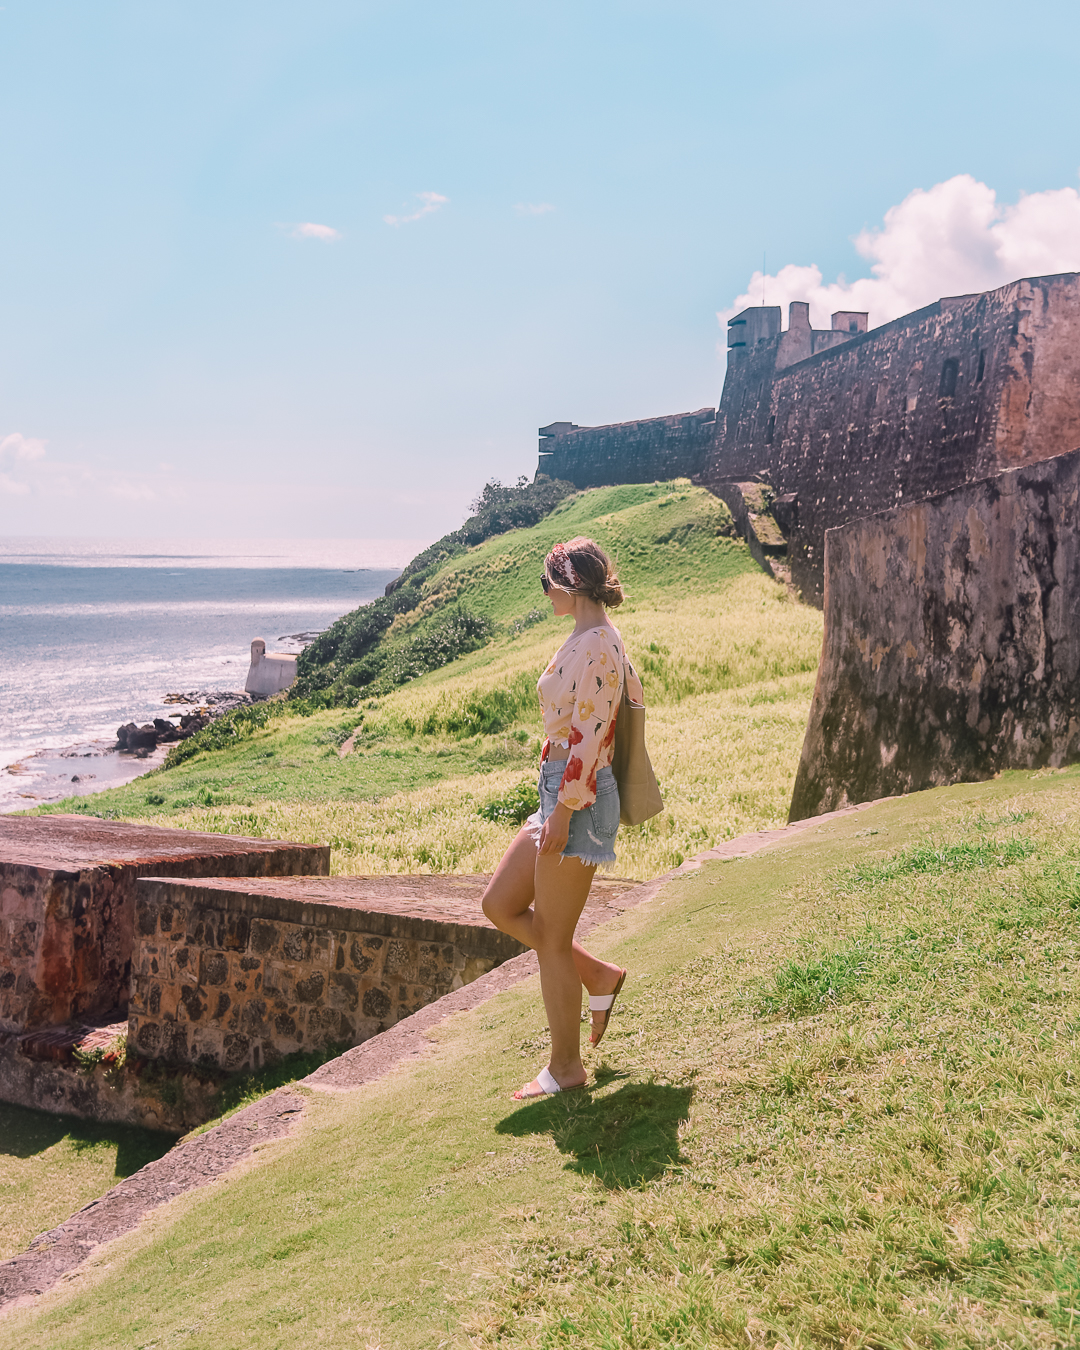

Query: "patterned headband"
(546, 542), (581, 590)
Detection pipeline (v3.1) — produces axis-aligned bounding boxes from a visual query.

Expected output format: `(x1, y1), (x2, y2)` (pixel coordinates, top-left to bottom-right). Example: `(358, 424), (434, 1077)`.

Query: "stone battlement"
(0, 815), (329, 1033)
(537, 272), (1080, 604)
(128, 874), (636, 1071)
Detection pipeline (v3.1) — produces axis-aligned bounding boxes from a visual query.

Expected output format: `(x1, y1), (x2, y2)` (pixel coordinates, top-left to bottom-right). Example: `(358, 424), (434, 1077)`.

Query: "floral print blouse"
(537, 624), (644, 811)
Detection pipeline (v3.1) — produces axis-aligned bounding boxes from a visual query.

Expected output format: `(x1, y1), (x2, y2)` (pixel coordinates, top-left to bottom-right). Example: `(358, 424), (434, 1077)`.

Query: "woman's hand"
(538, 801), (573, 856)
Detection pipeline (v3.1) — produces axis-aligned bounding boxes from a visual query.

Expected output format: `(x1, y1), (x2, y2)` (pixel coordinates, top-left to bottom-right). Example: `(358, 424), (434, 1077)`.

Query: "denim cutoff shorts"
(526, 758), (620, 868)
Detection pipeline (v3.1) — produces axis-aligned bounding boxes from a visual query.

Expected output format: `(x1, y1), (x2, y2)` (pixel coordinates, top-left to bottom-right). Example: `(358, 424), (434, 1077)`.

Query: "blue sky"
(2, 0), (1079, 541)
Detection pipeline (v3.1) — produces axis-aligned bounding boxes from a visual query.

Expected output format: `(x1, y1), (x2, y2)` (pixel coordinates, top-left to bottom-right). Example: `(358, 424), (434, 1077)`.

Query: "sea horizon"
(0, 534), (433, 809)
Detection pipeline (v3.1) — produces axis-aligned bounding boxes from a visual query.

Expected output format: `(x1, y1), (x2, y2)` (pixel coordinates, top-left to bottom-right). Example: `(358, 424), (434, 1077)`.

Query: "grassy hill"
(10, 767), (1080, 1348)
(42, 481), (823, 877)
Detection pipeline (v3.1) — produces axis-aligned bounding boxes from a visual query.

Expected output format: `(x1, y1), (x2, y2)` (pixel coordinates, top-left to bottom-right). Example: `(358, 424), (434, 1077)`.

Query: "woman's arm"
(538, 801), (573, 855)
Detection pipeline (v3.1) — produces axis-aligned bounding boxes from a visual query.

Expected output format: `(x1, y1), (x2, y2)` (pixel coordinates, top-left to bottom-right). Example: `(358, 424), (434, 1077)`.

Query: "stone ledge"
(0, 813), (329, 874)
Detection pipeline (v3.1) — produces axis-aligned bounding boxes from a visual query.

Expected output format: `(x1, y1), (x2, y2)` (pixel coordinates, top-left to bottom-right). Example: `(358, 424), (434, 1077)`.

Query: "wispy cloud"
(0, 432), (46, 461)
(720, 173), (1080, 333)
(287, 222), (342, 241)
(383, 191), (448, 226)
(514, 202), (554, 216)
(0, 434), (163, 509)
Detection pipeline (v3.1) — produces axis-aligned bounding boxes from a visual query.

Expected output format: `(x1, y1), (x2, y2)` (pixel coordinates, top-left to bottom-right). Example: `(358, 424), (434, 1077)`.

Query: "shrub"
(389, 475), (576, 592)
(293, 475), (575, 705)
(478, 780), (540, 825)
(161, 700), (284, 770)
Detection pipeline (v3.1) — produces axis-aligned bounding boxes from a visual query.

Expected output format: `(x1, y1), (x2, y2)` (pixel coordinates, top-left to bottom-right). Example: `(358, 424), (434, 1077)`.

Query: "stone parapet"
(537, 408), (717, 489)
(0, 816), (329, 1033)
(128, 875), (534, 1071)
(708, 273), (1080, 604)
(789, 447), (1080, 819)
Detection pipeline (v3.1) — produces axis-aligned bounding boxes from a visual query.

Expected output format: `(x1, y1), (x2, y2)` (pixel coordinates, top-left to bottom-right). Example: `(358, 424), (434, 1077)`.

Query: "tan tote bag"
(611, 662), (664, 826)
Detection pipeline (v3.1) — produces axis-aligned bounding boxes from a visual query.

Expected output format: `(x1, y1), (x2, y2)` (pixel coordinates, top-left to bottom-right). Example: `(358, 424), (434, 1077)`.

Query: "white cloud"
(0, 435), (166, 512)
(0, 432), (46, 461)
(383, 191), (448, 226)
(720, 173), (1080, 332)
(514, 202), (554, 216)
(288, 222), (342, 241)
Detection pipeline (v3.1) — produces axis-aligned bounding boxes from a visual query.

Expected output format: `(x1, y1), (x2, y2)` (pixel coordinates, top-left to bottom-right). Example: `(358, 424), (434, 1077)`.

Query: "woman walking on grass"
(482, 536), (643, 1099)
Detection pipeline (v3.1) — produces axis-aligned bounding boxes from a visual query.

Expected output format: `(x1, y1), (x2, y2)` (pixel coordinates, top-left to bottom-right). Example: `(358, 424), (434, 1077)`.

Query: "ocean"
(0, 536), (428, 810)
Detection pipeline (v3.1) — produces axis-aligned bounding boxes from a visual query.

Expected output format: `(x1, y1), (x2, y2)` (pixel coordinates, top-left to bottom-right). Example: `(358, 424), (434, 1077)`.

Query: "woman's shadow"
(495, 1071), (693, 1190)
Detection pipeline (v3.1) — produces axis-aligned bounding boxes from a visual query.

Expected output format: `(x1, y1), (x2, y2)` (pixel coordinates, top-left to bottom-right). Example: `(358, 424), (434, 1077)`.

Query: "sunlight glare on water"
(0, 536), (427, 768)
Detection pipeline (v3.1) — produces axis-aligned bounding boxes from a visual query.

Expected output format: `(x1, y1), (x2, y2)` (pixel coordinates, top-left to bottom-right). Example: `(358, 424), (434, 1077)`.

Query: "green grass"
(8, 767), (1080, 1348)
(0, 1104), (176, 1260)
(34, 481), (824, 878)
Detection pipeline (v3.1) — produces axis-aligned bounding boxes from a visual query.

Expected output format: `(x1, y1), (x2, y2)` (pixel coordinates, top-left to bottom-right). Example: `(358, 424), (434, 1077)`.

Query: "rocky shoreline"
(113, 689), (254, 755)
(0, 690), (253, 814)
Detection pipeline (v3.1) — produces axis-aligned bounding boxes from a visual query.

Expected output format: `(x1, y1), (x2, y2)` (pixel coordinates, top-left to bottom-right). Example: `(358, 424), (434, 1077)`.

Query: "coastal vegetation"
(10, 769), (1080, 1347)
(42, 479), (823, 878)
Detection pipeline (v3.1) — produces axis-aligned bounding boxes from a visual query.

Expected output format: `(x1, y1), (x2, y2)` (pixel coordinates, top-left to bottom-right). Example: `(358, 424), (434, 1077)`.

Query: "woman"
(482, 536), (644, 1099)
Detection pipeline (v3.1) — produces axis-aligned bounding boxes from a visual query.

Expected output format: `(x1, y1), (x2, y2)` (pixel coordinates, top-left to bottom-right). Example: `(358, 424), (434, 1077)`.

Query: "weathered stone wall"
(129, 876), (528, 1071)
(535, 274), (1080, 606)
(789, 448), (1080, 820)
(708, 274), (1080, 603)
(0, 817), (328, 1033)
(537, 408), (716, 488)
(0, 1022), (218, 1133)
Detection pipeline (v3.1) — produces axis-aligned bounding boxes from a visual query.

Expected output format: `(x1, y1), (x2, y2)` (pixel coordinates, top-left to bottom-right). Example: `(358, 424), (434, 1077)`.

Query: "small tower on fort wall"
(726, 301), (868, 368)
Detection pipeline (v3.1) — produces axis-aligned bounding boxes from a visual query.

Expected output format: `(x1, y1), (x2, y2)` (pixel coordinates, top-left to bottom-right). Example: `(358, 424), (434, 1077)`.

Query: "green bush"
(390, 475), (576, 591)
(292, 474), (575, 704)
(478, 780), (540, 825)
(161, 700), (285, 770)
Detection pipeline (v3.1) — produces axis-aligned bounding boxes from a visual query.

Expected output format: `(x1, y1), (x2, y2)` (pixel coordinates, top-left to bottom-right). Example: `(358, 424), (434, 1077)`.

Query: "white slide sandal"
(588, 968), (627, 1046)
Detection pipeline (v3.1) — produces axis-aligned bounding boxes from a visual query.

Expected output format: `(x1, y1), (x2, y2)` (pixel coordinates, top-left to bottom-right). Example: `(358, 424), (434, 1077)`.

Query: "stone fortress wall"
(537, 272), (1080, 605)
(712, 275), (1080, 602)
(790, 448), (1080, 820)
(537, 408), (718, 489)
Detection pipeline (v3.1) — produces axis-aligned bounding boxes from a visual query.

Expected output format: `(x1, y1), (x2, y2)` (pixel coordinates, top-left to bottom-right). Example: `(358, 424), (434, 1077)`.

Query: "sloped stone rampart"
(710, 275), (1080, 604)
(789, 448), (1080, 820)
(0, 816), (329, 1034)
(128, 875), (537, 1071)
(538, 408), (717, 488)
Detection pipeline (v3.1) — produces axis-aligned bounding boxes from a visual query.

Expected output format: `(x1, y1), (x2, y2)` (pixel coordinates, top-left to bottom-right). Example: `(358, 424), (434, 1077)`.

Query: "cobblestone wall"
(0, 818), (328, 1033)
(129, 877), (526, 1071)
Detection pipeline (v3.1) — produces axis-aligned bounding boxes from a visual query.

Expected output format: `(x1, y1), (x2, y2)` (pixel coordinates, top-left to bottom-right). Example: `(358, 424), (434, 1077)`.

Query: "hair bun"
(546, 536), (624, 609)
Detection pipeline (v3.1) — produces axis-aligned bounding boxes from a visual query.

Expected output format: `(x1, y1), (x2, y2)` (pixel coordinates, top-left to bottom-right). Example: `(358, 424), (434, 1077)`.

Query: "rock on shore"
(114, 691), (253, 754)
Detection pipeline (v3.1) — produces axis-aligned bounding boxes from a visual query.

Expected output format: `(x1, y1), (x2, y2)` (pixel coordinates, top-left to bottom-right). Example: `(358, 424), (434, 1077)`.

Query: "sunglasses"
(540, 573), (550, 594)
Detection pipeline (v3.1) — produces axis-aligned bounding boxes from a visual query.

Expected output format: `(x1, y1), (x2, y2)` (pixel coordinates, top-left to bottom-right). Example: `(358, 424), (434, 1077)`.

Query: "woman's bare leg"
(527, 851), (597, 1089)
(482, 830), (625, 1036)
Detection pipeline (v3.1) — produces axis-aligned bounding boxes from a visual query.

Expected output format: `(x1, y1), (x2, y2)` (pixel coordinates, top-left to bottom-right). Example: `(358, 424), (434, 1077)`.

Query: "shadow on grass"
(0, 1101), (176, 1174)
(495, 1075), (692, 1189)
